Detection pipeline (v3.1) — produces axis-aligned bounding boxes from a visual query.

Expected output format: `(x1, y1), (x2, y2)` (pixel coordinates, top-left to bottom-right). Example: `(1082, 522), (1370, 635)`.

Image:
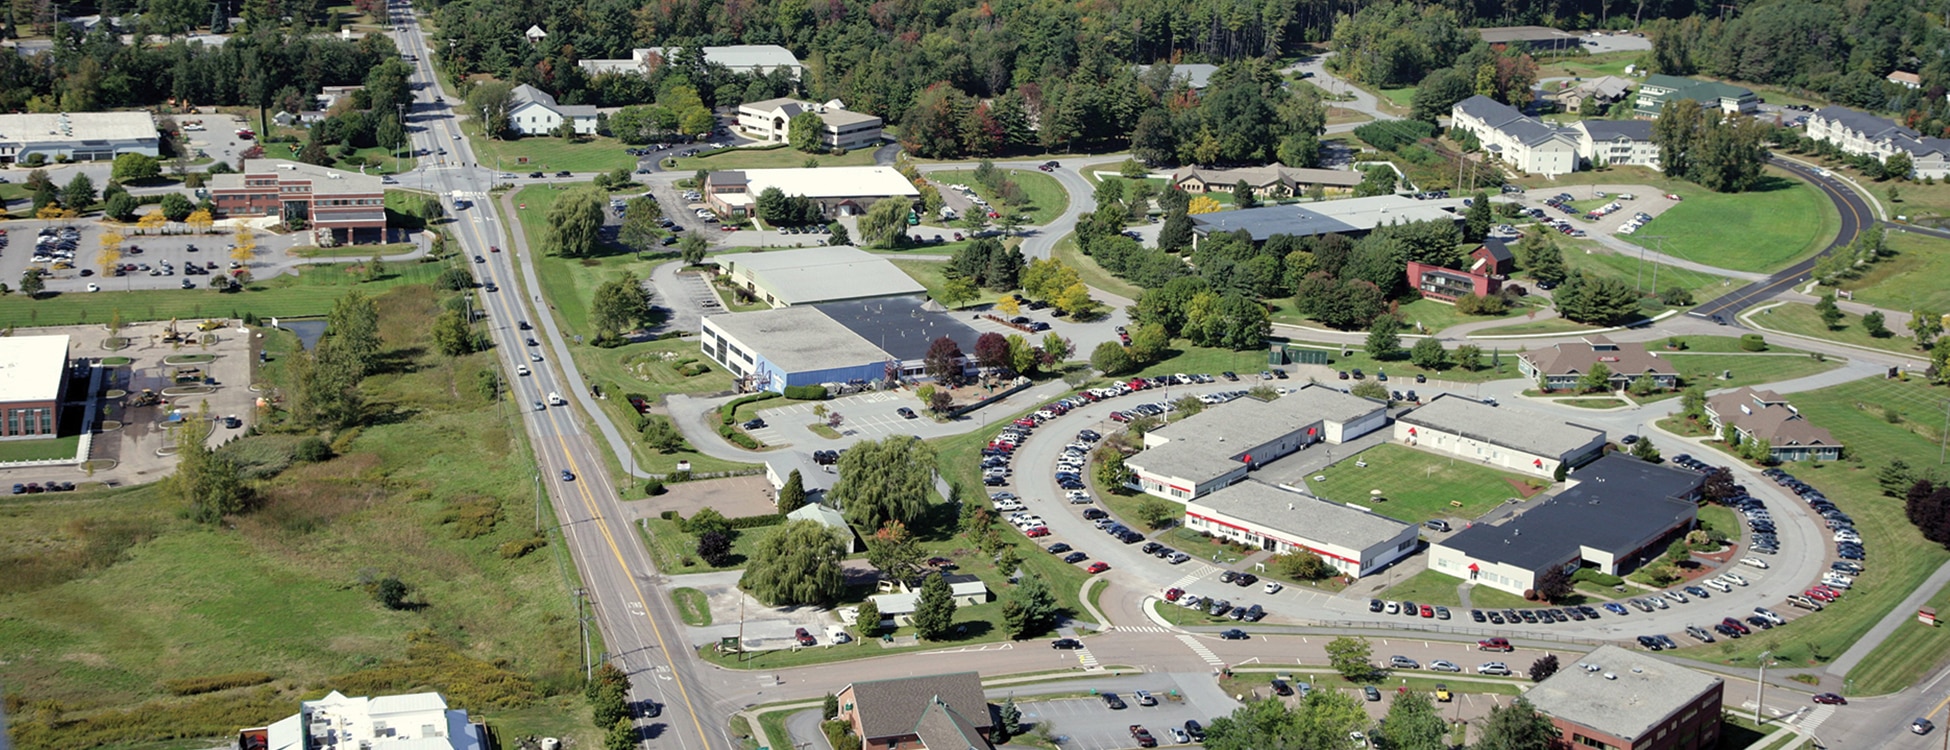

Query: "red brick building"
(0, 335), (71, 440)
(835, 671), (991, 750)
(1526, 645), (1724, 750)
(208, 159), (389, 245)
(1407, 260), (1501, 303)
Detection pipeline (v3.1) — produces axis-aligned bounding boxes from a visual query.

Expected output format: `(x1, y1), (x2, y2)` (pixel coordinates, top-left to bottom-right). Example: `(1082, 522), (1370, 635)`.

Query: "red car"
(1025, 526), (1050, 538)
(1721, 617), (1751, 635)
(794, 627), (816, 646)
(490, 245), (501, 252)
(1420, 605), (1435, 618)
(1806, 587), (1839, 603)
(1812, 693), (1847, 705)
(1164, 587), (1183, 601)
(1128, 726), (1156, 748)
(926, 556), (954, 568)
(1478, 638), (1514, 652)
(1109, 411), (1131, 423)
(1086, 562), (1110, 574)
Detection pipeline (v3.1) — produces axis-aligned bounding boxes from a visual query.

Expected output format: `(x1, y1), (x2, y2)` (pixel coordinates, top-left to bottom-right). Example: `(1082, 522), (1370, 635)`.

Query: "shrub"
(294, 437), (333, 462)
(1570, 568), (1623, 587)
(497, 536), (547, 559)
(783, 384), (829, 400)
(161, 671), (276, 696)
(660, 509), (680, 520)
(720, 392), (781, 424)
(1739, 334), (1766, 352)
(645, 479), (666, 496)
(727, 513), (786, 529)
(440, 497), (502, 539)
(371, 577), (410, 609)
(718, 423), (762, 448)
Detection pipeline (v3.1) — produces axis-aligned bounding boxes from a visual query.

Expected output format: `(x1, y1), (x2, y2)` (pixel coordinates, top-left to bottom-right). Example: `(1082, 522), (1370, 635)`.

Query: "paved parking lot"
(3, 221), (296, 296)
(747, 391), (925, 444)
(1020, 680), (1233, 750)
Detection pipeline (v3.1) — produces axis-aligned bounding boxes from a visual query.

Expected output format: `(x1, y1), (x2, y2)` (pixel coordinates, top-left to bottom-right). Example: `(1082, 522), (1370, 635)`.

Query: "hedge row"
(720, 392), (781, 424)
(718, 423), (762, 448)
(727, 513), (785, 529)
(782, 384), (829, 400)
(161, 671), (276, 696)
(691, 143), (790, 160)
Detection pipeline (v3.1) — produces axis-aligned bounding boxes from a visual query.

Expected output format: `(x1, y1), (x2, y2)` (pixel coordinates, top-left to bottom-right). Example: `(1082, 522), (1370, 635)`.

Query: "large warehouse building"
(1126, 385), (1387, 501)
(712, 246), (926, 307)
(705, 166), (918, 218)
(699, 296), (980, 393)
(0, 111), (160, 164)
(1393, 394), (1605, 478)
(1184, 481), (1417, 579)
(1427, 454), (1705, 596)
(0, 335), (72, 440)
(1525, 645), (1724, 750)
(1188, 194), (1462, 246)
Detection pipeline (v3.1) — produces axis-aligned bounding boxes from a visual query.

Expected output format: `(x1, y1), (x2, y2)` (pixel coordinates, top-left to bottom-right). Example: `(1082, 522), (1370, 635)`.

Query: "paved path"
(1825, 559), (1950, 677)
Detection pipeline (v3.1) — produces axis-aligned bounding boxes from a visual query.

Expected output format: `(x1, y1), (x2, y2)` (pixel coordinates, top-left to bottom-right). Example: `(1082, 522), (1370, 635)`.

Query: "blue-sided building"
(700, 296), (980, 393)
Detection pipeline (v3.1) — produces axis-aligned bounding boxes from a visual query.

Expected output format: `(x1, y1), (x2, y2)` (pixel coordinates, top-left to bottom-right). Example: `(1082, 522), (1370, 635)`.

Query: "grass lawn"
(1838, 229), (1950, 312)
(293, 242), (419, 259)
(1850, 577), (1950, 695)
(1747, 302), (1922, 356)
(930, 169), (1070, 225)
(1535, 52), (1639, 80)
(1305, 444), (1544, 524)
(669, 146), (879, 171)
(1052, 235), (1147, 300)
(1375, 86), (1417, 110)
(0, 284), (591, 749)
(1469, 316), (1608, 337)
(1269, 341), (1526, 385)
(1616, 171), (1838, 273)
(672, 587), (713, 626)
(0, 261), (449, 325)
(887, 257), (960, 307)
(1655, 352), (1845, 393)
(464, 120), (636, 174)
(1666, 378), (1950, 675)
(1560, 239), (1739, 305)
(1386, 298), (1526, 335)
(638, 518), (777, 573)
(1556, 398), (1627, 409)
(0, 434), (80, 462)
(1380, 569), (1533, 610)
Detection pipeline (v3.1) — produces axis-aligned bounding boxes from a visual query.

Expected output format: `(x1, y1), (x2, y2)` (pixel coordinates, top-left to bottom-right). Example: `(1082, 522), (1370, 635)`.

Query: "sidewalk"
(1824, 559), (1950, 677)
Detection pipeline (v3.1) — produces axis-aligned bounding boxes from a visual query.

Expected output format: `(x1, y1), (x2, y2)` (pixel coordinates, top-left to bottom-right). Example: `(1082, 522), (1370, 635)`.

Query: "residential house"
(836, 672), (992, 750)
(1470, 239), (1515, 276)
(735, 98), (884, 151)
(785, 502), (858, 553)
(1517, 336), (1680, 391)
(1889, 71), (1923, 90)
(1407, 260), (1499, 303)
(317, 85), (364, 110)
(507, 84), (598, 136)
(1169, 163), (1363, 199)
(1550, 76), (1634, 114)
(1572, 119), (1662, 170)
(272, 111), (328, 128)
(1705, 387), (1843, 462)
(523, 25), (546, 44)
(1805, 106), (1950, 179)
(1450, 95), (1580, 176)
(869, 573), (990, 624)
(1633, 75), (1758, 116)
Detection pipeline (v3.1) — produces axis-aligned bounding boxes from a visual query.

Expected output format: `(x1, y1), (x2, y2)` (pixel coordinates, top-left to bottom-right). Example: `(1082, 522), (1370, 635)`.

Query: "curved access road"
(1690, 157), (1875, 322)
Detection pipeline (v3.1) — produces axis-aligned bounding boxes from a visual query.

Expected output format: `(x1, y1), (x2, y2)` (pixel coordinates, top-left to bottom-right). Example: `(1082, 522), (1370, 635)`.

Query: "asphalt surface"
(1690, 157), (1876, 321)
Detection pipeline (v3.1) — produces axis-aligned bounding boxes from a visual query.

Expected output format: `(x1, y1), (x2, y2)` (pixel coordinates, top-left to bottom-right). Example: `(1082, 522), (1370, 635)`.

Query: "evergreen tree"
(1001, 568), (1057, 639)
(911, 572), (958, 640)
(1464, 191), (1493, 241)
(777, 469), (806, 514)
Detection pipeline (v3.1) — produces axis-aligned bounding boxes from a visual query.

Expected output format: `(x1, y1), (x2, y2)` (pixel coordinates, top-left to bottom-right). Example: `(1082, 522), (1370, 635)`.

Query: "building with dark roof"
(698, 295), (980, 393)
(1634, 75), (1757, 116)
(1478, 25), (1582, 52)
(1471, 239), (1515, 276)
(1450, 96), (1580, 176)
(836, 672), (991, 750)
(1574, 119), (1661, 170)
(1527, 645), (1724, 750)
(1806, 106), (1950, 179)
(1428, 454), (1703, 596)
(1407, 260), (1499, 303)
(1705, 387), (1842, 462)
(1187, 195), (1462, 245)
(1184, 480), (1418, 579)
(1126, 385), (1387, 501)
(1518, 336), (1680, 391)
(1393, 394), (1607, 478)
(1170, 163), (1364, 199)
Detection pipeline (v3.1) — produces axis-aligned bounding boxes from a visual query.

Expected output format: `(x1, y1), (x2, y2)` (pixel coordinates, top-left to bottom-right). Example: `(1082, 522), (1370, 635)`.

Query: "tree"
(1365, 314), (1402, 359)
(860, 197), (912, 249)
(1351, 380), (1389, 401)
(1454, 344), (1484, 371)
(1464, 191), (1493, 241)
(1879, 460), (1918, 497)
(831, 436), (936, 531)
(1554, 272), (1639, 325)
(604, 718), (636, 750)
(911, 571), (958, 640)
(1378, 690), (1446, 750)
(865, 520), (923, 580)
(326, 290), (382, 376)
(1911, 309), (1943, 350)
(62, 173), (97, 212)
(923, 337), (965, 386)
(104, 191), (140, 221)
(941, 276), (978, 310)
(999, 698), (1023, 740)
(1091, 341), (1135, 375)
(1325, 636), (1375, 682)
(1521, 233), (1567, 285)
(1275, 550), (1331, 580)
(19, 268), (44, 298)
(1232, 180), (1259, 209)
(165, 416), (252, 524)
(1475, 698), (1559, 750)
(1408, 337), (1447, 369)
(740, 520), (847, 606)
(826, 222), (852, 247)
(1533, 564), (1572, 602)
(1863, 310), (1891, 338)
(1135, 498), (1177, 530)
(157, 192), (195, 222)
(786, 111), (825, 153)
(1042, 333), (1074, 363)
(1094, 450), (1130, 490)
(544, 188), (607, 257)
(777, 469), (807, 514)
(856, 599), (882, 637)
(697, 530), (734, 566)
(590, 272), (653, 337)
(431, 307), (474, 356)
(1630, 436), (1662, 463)
(1816, 293), (1844, 329)
(373, 577), (410, 609)
(822, 694), (840, 721)
(1628, 372), (1660, 397)
(112, 153), (162, 181)
(1576, 362), (1614, 393)
(467, 81), (516, 138)
(973, 332), (1011, 370)
(643, 416), (684, 454)
(1001, 569), (1057, 639)
(618, 196), (666, 256)
(1528, 654), (1561, 682)
(679, 235), (709, 265)
(1681, 385), (1709, 422)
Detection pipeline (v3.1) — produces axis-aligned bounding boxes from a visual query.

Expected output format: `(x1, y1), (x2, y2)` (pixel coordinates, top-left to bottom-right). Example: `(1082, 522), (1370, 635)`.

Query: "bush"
(161, 671), (276, 696)
(782, 384), (830, 400)
(497, 536), (547, 559)
(1570, 567), (1623, 587)
(719, 423), (762, 449)
(720, 392), (781, 424)
(660, 509), (681, 521)
(440, 497), (502, 539)
(645, 479), (666, 496)
(372, 577), (411, 609)
(1739, 334), (1767, 352)
(294, 437), (333, 462)
(1353, 120), (1437, 152)
(727, 513), (786, 529)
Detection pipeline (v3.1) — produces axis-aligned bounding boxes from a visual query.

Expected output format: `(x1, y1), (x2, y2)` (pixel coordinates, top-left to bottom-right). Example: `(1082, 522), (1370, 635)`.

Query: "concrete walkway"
(1824, 559), (1950, 677)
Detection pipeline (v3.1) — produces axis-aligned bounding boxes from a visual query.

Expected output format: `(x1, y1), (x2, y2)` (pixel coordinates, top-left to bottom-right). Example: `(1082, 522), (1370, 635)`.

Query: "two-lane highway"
(1691, 157), (1875, 321)
(387, 4), (725, 749)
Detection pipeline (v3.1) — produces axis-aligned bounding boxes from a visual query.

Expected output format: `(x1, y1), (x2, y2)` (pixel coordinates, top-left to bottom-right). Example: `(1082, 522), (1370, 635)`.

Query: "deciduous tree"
(1325, 635), (1375, 682)
(865, 520), (923, 580)
(830, 436), (935, 531)
(166, 415), (252, 524)
(740, 519), (847, 606)
(1378, 690), (1446, 750)
(1475, 698), (1559, 750)
(544, 187), (607, 257)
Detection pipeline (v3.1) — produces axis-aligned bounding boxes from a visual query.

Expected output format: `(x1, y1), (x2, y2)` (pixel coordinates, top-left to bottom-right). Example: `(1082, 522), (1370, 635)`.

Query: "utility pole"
(1754, 650), (1771, 726)
(1635, 235), (1667, 294)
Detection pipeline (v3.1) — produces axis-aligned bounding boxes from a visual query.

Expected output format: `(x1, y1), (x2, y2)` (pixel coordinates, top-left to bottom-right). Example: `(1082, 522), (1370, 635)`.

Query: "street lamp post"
(1754, 650), (1772, 726)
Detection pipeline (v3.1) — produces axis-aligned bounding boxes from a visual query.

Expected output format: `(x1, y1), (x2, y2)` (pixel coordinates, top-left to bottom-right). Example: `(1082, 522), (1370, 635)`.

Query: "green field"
(669, 146), (879, 171)
(1305, 444), (1542, 524)
(1467, 316), (1606, 337)
(0, 261), (450, 325)
(1748, 302), (1923, 355)
(888, 257), (955, 306)
(1667, 377), (1950, 676)
(1267, 341), (1526, 385)
(1616, 172), (1837, 273)
(0, 434), (80, 462)
(1559, 240), (1738, 306)
(1839, 230), (1950, 312)
(0, 288), (593, 750)
(1384, 298), (1526, 334)
(1656, 351), (1846, 393)
(465, 119), (637, 174)
(1535, 52), (1639, 80)
(1380, 569), (1534, 610)
(929, 168), (1070, 225)
(1051, 235), (1147, 301)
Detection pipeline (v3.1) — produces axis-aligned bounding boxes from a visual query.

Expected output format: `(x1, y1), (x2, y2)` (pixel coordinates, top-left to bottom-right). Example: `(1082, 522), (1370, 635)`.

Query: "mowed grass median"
(1306, 444), (1544, 524)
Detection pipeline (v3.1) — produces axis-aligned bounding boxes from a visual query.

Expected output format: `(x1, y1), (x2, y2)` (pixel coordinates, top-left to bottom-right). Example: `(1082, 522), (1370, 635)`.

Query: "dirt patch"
(1504, 478), (1549, 498)
(632, 475), (777, 519)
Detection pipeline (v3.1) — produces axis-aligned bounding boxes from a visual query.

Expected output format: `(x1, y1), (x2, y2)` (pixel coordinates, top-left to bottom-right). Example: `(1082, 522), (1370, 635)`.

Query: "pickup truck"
(547, 392), (566, 406)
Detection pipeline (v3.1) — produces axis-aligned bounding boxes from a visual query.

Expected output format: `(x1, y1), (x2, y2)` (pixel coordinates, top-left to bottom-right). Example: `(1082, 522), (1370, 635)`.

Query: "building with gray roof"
(1807, 106), (1950, 179)
(713, 246), (926, 307)
(579, 45), (804, 78)
(1478, 25), (1582, 52)
(699, 294), (979, 393)
(837, 672), (991, 749)
(0, 111), (159, 164)
(1184, 480), (1418, 579)
(1525, 645), (1724, 750)
(507, 84), (598, 136)
(1393, 394), (1605, 478)
(1126, 385), (1386, 501)
(1450, 95), (1581, 176)
(1573, 119), (1661, 169)
(1139, 63), (1220, 90)
(1188, 194), (1463, 245)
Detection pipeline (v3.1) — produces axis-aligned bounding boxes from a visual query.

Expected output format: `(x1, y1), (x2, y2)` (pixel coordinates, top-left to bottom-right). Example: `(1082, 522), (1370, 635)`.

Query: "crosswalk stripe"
(1077, 648), (1100, 669)
(1176, 634), (1225, 666)
(1799, 705), (1834, 733)
(1116, 625), (1169, 633)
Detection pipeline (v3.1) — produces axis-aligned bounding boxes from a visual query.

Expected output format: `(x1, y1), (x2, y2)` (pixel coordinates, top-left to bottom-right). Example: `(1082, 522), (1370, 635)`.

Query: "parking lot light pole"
(1754, 650), (1771, 726)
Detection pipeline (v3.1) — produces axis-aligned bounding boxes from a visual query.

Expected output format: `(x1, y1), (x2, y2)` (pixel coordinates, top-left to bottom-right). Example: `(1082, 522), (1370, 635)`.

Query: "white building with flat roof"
(238, 691), (483, 750)
(1184, 481), (1417, 578)
(579, 45), (803, 78)
(736, 98), (884, 151)
(712, 246), (926, 307)
(705, 166), (919, 219)
(0, 111), (159, 164)
(1126, 385), (1387, 501)
(0, 334), (72, 440)
(1393, 394), (1606, 478)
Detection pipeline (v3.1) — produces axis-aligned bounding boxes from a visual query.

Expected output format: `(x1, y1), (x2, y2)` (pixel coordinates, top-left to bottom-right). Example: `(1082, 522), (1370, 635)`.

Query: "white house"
(238, 691), (483, 750)
(1805, 106), (1950, 179)
(735, 98), (884, 151)
(1571, 119), (1661, 170)
(507, 84), (598, 136)
(1450, 95), (1580, 176)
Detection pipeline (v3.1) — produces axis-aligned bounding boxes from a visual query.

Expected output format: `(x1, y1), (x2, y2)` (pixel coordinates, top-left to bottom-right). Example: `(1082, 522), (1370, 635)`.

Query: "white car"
(516, 365), (530, 376)
(1720, 572), (1748, 586)
(1263, 581), (1283, 594)
(85, 283), (100, 292)
(1478, 662), (1512, 676)
(1739, 557), (1770, 569)
(1703, 578), (1732, 593)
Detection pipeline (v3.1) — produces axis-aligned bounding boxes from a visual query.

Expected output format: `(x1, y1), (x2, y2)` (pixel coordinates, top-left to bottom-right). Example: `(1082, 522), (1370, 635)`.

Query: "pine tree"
(777, 469), (806, 514)
(911, 572), (958, 640)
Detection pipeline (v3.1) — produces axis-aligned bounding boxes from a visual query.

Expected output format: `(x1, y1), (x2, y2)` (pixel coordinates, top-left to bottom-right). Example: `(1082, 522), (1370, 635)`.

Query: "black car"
(1083, 508), (1108, 520)
(556, 170), (572, 177)
(1370, 599), (1385, 613)
(1047, 543), (1071, 554)
(1184, 721), (1205, 742)
(1063, 552), (1089, 564)
(1052, 638), (1083, 649)
(1102, 693), (1127, 710)
(528, 171), (544, 178)
(1233, 573), (1259, 587)
(1471, 609), (1486, 622)
(742, 418), (766, 430)
(1270, 679), (1293, 696)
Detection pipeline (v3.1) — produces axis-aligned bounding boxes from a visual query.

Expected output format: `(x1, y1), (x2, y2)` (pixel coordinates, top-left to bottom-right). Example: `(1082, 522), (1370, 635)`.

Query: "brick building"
(0, 335), (72, 440)
(208, 159), (389, 245)
(1526, 645), (1724, 750)
(835, 672), (991, 750)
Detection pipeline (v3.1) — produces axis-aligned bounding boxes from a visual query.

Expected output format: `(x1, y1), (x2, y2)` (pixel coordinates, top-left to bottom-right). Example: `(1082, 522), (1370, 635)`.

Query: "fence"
(946, 380), (1035, 420)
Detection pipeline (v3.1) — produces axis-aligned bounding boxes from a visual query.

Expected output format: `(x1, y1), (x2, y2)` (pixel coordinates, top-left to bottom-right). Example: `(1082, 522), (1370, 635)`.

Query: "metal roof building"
(1525, 645), (1724, 750)
(1393, 394), (1606, 478)
(1184, 480), (1418, 579)
(713, 246), (927, 307)
(1127, 385), (1387, 501)
(1188, 195), (1463, 244)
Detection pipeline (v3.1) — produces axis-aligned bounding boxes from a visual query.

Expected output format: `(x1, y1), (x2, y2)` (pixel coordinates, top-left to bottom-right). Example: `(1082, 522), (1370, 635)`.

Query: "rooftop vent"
(1604, 673), (1617, 680)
